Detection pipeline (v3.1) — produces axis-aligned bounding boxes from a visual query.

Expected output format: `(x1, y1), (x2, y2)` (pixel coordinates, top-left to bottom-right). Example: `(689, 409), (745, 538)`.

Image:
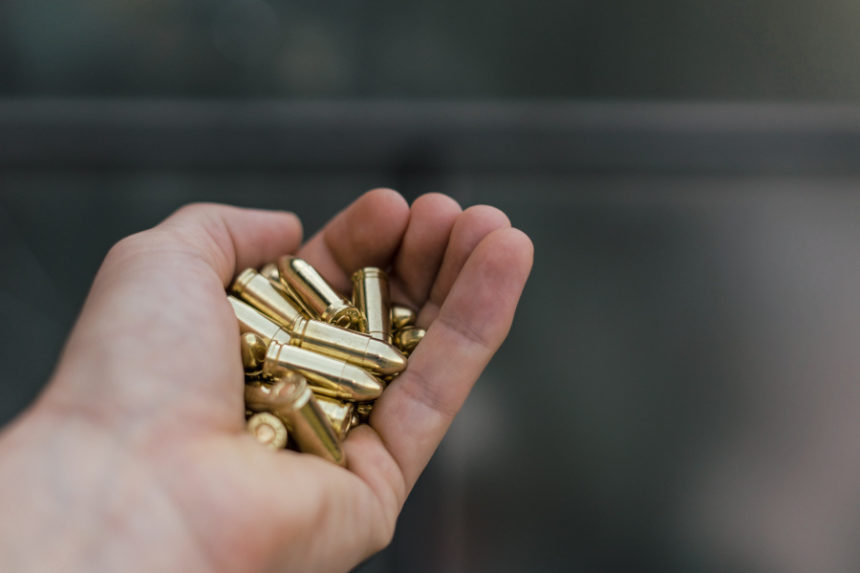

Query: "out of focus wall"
(4, 0), (860, 99)
(3, 2), (860, 572)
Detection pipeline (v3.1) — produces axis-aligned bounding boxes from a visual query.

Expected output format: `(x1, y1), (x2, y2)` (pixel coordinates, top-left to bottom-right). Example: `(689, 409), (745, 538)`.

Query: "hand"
(0, 189), (533, 572)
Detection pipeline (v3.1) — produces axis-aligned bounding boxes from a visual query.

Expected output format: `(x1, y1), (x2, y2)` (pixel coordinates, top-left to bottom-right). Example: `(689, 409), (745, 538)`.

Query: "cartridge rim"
(247, 412), (289, 450)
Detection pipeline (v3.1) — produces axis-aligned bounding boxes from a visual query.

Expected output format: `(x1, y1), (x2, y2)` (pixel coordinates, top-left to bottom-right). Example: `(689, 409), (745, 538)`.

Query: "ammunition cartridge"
(277, 256), (364, 329)
(355, 401), (373, 422)
(352, 267), (391, 342)
(228, 296), (292, 346)
(263, 340), (384, 402)
(232, 269), (306, 329)
(390, 304), (417, 330)
(245, 375), (345, 466)
(232, 270), (407, 375)
(261, 263), (317, 317)
(260, 263), (280, 283)
(394, 326), (425, 355)
(314, 395), (356, 440)
(246, 412), (289, 450)
(239, 331), (268, 376)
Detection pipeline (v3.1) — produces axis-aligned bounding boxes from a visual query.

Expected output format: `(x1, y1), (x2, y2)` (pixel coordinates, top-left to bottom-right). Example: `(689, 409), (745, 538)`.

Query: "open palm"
(0, 189), (532, 573)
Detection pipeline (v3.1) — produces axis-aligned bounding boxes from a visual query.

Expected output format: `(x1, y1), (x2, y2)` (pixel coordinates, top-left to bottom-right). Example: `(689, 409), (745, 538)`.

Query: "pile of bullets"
(228, 256), (425, 466)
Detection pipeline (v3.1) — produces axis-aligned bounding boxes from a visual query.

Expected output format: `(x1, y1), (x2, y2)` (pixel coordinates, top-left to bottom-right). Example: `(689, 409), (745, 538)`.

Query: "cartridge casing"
(293, 319), (406, 375)
(246, 412), (289, 450)
(233, 270), (407, 375)
(228, 296), (292, 346)
(259, 262), (309, 309)
(277, 256), (364, 329)
(394, 326), (425, 355)
(232, 269), (305, 330)
(263, 340), (384, 402)
(390, 304), (417, 330)
(314, 395), (356, 440)
(245, 375), (345, 466)
(239, 332), (268, 377)
(355, 401), (374, 422)
(352, 267), (391, 342)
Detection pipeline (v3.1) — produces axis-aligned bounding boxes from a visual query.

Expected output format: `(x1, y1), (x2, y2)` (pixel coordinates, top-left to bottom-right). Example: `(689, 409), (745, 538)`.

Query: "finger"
(416, 204), (511, 327)
(159, 202), (304, 285)
(370, 227), (534, 490)
(390, 193), (461, 307)
(297, 188), (410, 293)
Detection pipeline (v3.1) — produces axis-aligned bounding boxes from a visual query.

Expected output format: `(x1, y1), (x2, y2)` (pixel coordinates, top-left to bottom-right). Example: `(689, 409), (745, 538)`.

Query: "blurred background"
(2, 1), (860, 572)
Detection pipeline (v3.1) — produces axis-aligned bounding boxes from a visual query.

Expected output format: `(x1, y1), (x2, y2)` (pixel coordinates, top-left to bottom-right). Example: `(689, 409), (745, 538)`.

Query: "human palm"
(0, 189), (532, 573)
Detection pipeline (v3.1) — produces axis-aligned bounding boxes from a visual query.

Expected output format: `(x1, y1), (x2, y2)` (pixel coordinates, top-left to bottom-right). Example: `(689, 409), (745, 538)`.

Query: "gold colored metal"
(260, 263), (316, 317)
(228, 296), (292, 346)
(355, 402), (373, 422)
(246, 412), (289, 450)
(314, 395), (356, 440)
(260, 263), (280, 283)
(350, 413), (361, 429)
(352, 267), (391, 342)
(232, 270), (407, 375)
(390, 304), (417, 330)
(263, 340), (384, 402)
(245, 375), (345, 466)
(239, 332), (268, 376)
(294, 320), (406, 375)
(232, 269), (306, 329)
(277, 256), (364, 329)
(394, 326), (426, 355)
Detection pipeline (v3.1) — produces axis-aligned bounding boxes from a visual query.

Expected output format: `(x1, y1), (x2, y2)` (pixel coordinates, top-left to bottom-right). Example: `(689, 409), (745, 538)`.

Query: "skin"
(0, 189), (533, 573)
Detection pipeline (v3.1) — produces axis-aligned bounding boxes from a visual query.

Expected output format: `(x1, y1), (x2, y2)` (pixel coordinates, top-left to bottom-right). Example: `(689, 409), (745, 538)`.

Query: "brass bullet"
(232, 269), (306, 330)
(246, 412), (289, 450)
(228, 296), (292, 346)
(260, 263), (315, 317)
(352, 267), (392, 342)
(394, 326), (425, 355)
(294, 320), (406, 375)
(263, 340), (384, 402)
(390, 304), (417, 330)
(314, 395), (356, 440)
(233, 269), (407, 375)
(259, 262), (280, 283)
(239, 332), (268, 376)
(355, 401), (373, 422)
(277, 256), (365, 330)
(245, 375), (345, 466)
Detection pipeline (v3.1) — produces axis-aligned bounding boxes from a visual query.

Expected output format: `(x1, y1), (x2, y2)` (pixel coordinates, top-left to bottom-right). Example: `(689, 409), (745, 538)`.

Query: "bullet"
(355, 402), (373, 422)
(390, 304), (417, 330)
(245, 375), (345, 466)
(263, 339), (384, 402)
(246, 412), (289, 450)
(314, 395), (356, 440)
(228, 296), (292, 346)
(260, 263), (315, 317)
(232, 269), (407, 375)
(394, 326), (425, 355)
(277, 256), (365, 330)
(232, 269), (306, 330)
(352, 267), (391, 342)
(239, 332), (268, 376)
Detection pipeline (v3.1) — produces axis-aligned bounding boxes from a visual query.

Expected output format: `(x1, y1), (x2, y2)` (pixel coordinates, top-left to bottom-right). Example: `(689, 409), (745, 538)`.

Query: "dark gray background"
(2, 2), (860, 572)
